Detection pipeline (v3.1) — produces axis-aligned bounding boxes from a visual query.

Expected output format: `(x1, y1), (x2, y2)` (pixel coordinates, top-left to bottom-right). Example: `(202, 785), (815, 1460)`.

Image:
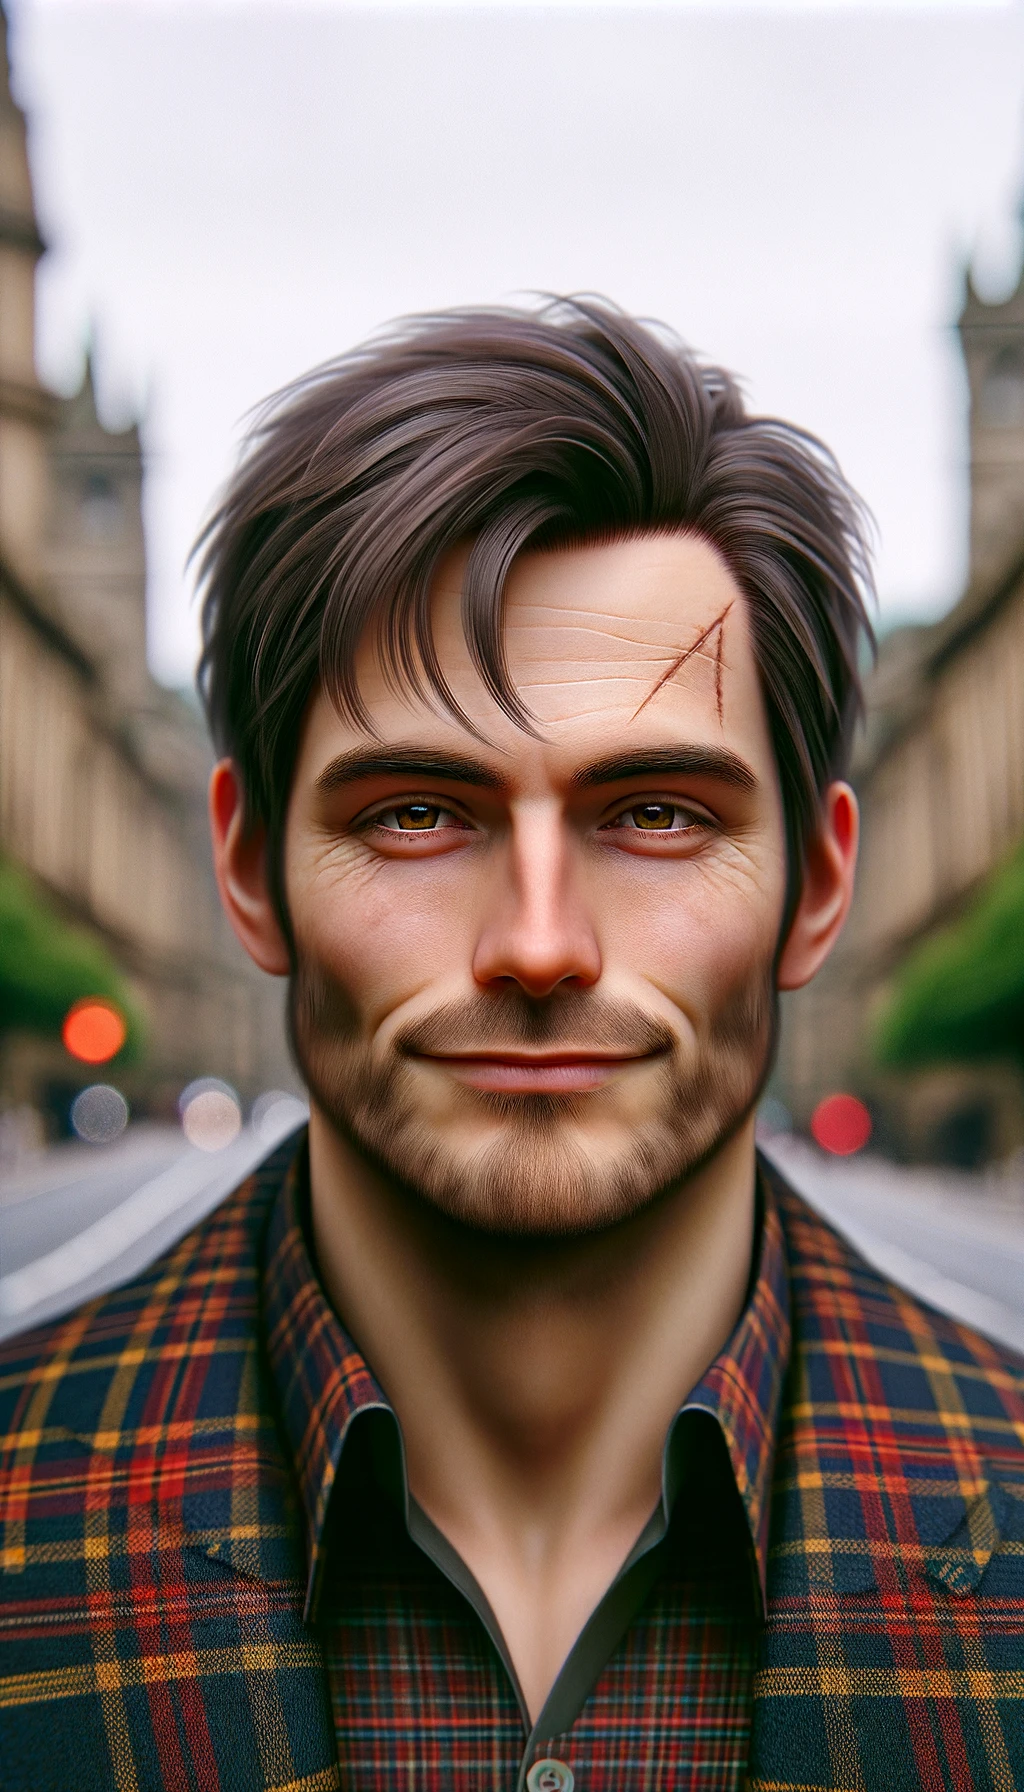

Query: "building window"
(81, 471), (121, 538)
(979, 347), (1024, 429)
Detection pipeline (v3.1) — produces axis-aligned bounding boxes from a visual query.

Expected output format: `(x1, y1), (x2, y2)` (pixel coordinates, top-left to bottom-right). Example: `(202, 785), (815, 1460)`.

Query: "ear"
(209, 759), (291, 976)
(776, 781), (858, 992)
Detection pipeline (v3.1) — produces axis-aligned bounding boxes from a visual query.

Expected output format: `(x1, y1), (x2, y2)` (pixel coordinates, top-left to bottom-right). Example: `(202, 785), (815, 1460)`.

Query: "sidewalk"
(764, 1134), (1024, 1355)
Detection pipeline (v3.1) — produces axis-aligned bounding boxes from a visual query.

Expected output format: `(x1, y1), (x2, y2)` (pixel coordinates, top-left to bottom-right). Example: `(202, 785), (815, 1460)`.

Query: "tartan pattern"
(536, 1560), (758, 1792)
(262, 1147), (789, 1790)
(0, 1132), (1020, 1789)
(322, 1422), (762, 1790)
(0, 1135), (336, 1792)
(751, 1162), (1024, 1791)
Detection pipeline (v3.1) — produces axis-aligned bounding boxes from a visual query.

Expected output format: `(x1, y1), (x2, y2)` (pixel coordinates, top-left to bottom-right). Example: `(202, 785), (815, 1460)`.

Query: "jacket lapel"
(104, 1141), (339, 1789)
(166, 1163), (339, 1788)
(178, 1325), (310, 1587)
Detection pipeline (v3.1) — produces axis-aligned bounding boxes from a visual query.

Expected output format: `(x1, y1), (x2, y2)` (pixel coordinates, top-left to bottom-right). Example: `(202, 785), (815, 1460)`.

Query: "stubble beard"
(288, 967), (777, 1240)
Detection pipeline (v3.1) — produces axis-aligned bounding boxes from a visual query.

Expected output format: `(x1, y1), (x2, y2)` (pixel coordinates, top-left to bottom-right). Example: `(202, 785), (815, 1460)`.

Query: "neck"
(309, 1107), (757, 1718)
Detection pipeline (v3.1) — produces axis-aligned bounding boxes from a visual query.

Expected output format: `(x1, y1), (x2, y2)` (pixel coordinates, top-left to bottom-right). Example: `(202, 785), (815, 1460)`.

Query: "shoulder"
(0, 1132), (298, 1456)
(768, 1161), (1024, 1428)
(763, 1151), (1024, 1394)
(752, 1162), (1024, 1787)
(0, 1130), (335, 1790)
(764, 1157), (1024, 1593)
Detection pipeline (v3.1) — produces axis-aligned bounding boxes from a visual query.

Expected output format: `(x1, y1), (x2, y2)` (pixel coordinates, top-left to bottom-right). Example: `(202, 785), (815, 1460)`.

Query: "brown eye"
(369, 801), (470, 835)
(605, 801), (708, 836)
(630, 803), (676, 831)
(391, 803), (444, 831)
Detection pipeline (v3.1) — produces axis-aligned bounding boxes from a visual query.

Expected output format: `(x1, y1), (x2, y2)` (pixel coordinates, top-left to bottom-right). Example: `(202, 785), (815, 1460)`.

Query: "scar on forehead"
(631, 603), (734, 725)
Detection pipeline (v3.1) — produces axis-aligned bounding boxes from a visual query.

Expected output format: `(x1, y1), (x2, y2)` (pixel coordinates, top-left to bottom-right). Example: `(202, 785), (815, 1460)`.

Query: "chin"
(327, 1097), (752, 1241)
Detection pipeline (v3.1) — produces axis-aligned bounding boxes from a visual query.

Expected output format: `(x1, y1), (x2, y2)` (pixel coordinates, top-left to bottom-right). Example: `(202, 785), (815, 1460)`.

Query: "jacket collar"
(259, 1137), (792, 1618)
(261, 1138), (389, 1618)
(685, 1161), (790, 1601)
(173, 1139), (1019, 1624)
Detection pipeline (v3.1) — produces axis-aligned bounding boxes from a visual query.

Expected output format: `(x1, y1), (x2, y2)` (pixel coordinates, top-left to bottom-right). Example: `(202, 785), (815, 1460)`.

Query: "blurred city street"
(1, 1123), (188, 1265)
(3, 1123), (1022, 1355)
(0, 1109), (305, 1342)
(3, 7), (1024, 1360)
(765, 1137), (1024, 1355)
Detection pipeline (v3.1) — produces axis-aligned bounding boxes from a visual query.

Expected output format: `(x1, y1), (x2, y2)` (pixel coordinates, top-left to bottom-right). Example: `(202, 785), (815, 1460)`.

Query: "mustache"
(394, 990), (675, 1058)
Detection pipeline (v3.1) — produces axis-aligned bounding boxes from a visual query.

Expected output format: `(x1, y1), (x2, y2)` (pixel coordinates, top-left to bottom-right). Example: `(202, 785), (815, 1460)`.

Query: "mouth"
(410, 1049), (665, 1095)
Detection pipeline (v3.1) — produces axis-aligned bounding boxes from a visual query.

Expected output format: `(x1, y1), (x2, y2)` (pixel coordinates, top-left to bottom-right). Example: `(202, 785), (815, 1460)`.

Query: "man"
(1, 302), (1021, 1791)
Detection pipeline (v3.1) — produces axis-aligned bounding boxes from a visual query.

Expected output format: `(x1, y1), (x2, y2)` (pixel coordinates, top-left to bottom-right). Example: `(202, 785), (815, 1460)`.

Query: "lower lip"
(419, 1057), (649, 1094)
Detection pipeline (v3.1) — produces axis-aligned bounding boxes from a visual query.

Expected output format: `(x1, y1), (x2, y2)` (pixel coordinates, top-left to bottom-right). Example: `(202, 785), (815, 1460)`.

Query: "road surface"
(1, 1126), (187, 1272)
(0, 1113), (306, 1341)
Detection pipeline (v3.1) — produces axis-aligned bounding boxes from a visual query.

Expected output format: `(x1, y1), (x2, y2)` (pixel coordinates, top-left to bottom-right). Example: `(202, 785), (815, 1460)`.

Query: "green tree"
(873, 841), (1024, 1068)
(0, 858), (143, 1058)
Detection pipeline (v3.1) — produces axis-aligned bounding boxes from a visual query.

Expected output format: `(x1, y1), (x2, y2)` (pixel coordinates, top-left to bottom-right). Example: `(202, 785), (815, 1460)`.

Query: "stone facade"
(775, 229), (1024, 1165)
(0, 6), (293, 1129)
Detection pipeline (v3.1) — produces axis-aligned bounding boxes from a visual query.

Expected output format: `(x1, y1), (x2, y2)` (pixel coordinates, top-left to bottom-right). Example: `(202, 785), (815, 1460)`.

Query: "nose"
(472, 803), (602, 998)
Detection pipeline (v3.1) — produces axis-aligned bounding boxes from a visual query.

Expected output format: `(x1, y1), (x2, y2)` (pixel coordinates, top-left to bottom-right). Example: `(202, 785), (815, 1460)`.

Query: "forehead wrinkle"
(508, 601), (670, 629)
(504, 597), (745, 686)
(357, 549), (750, 742)
(510, 636), (720, 686)
(505, 609), (709, 652)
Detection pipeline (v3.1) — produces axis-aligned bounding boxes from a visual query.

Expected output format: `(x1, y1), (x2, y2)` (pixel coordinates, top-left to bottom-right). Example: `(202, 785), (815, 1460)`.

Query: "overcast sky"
(9, 0), (1024, 687)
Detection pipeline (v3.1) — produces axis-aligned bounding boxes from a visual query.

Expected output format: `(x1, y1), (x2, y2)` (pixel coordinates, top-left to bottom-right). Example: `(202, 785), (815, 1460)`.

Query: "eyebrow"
(314, 742), (757, 800)
(573, 747), (757, 794)
(314, 747), (505, 795)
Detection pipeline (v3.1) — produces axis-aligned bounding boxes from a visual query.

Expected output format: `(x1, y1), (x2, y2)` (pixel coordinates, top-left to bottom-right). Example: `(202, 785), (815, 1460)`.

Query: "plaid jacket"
(1, 1135), (1022, 1791)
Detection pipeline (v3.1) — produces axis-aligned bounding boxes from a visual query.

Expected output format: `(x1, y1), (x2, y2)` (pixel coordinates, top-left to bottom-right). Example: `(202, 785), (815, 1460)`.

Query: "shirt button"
(526, 1762), (575, 1792)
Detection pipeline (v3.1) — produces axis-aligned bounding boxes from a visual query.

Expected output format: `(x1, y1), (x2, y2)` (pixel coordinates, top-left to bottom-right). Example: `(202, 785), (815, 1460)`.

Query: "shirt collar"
(681, 1156), (791, 1600)
(262, 1135), (790, 1618)
(262, 1139), (390, 1618)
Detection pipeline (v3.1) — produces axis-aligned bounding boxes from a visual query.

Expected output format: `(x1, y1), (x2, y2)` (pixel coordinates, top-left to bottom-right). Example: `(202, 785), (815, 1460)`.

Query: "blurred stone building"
(776, 228), (1024, 1165)
(0, 7), (292, 1133)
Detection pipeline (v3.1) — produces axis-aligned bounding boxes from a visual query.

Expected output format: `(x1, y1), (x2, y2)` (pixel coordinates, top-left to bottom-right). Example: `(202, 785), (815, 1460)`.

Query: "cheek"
(602, 859), (781, 1011)
(290, 856), (471, 1017)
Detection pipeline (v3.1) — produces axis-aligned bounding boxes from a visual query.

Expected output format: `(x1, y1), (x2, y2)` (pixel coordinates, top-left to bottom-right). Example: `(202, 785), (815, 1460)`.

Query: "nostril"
(471, 855), (602, 993)
(475, 949), (601, 1000)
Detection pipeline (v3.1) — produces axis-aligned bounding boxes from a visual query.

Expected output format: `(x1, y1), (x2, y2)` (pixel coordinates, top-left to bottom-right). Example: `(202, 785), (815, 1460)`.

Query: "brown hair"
(196, 298), (873, 912)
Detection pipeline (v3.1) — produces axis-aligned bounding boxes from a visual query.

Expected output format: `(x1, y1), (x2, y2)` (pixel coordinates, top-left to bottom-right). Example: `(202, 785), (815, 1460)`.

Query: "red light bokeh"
(62, 999), (127, 1065)
(810, 1093), (872, 1157)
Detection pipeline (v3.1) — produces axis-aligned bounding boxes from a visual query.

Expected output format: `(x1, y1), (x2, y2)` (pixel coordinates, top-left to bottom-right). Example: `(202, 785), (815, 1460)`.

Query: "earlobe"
(776, 782), (859, 993)
(208, 760), (291, 977)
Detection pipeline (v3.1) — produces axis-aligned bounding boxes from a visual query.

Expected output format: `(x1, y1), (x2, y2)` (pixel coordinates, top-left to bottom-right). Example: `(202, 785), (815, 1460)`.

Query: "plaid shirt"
(1, 1129), (1023, 1790)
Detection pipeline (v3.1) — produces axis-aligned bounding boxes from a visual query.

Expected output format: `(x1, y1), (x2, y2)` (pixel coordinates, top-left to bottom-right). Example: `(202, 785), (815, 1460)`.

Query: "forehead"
(306, 531), (776, 779)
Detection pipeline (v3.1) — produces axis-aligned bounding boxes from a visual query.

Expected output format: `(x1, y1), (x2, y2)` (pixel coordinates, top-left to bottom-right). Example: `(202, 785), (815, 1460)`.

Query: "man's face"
(284, 533), (788, 1236)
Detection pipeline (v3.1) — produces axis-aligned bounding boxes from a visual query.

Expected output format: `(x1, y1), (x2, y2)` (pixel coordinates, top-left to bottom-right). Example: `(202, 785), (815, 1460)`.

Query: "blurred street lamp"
(811, 1093), (872, 1157)
(62, 998), (127, 1065)
(179, 1077), (242, 1152)
(70, 1084), (129, 1144)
